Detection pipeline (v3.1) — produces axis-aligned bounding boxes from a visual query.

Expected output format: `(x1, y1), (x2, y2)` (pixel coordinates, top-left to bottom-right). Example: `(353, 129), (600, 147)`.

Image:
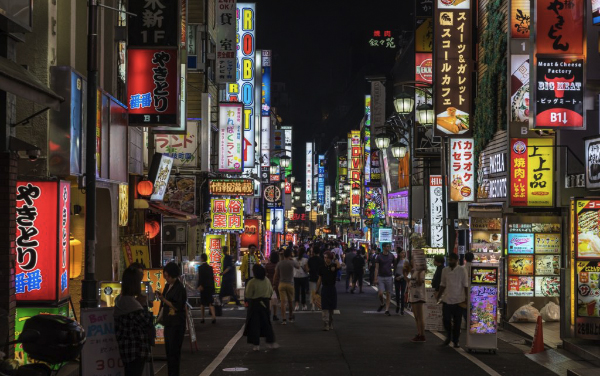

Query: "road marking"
(199, 325), (245, 376)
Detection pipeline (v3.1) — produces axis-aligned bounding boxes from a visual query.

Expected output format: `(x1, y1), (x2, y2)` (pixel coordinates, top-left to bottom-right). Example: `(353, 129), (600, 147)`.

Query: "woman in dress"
(315, 251), (341, 331)
(407, 258), (426, 342)
(244, 264), (278, 351)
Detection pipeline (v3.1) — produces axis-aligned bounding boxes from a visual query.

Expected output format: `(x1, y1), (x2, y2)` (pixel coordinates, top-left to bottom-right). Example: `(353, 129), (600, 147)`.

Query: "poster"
(469, 285), (497, 334)
(164, 176), (196, 214)
(577, 261), (600, 318)
(508, 276), (534, 297)
(576, 200), (600, 259)
(471, 268), (498, 285)
(449, 138), (474, 201)
(507, 233), (534, 254)
(424, 287), (444, 331)
(535, 255), (560, 275)
(535, 276), (560, 297)
(535, 233), (561, 254)
(508, 255), (534, 275)
(81, 308), (125, 376)
(535, 0), (583, 55)
(510, 55), (529, 123)
(510, 138), (554, 207)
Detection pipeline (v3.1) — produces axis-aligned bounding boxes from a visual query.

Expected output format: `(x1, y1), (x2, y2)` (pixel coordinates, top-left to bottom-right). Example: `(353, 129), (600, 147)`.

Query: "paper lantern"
(137, 180), (154, 197)
(69, 237), (83, 279)
(145, 220), (160, 239)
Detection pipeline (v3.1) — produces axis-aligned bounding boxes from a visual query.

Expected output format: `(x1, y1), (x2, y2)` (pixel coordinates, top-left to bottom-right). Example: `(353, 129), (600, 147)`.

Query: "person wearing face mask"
(315, 251), (341, 331)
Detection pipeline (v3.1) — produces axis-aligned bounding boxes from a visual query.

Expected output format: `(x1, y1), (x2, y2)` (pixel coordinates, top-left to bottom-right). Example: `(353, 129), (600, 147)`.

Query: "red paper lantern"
(137, 180), (154, 197)
(145, 220), (160, 239)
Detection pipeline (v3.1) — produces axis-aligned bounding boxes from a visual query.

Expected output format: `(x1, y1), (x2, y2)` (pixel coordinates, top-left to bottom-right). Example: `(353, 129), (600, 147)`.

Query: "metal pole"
(408, 118), (414, 240)
(82, 0), (99, 309)
(440, 139), (448, 255)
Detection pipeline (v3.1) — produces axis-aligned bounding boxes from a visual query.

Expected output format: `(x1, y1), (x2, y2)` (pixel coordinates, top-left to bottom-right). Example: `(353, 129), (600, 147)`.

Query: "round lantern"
(137, 180), (154, 197)
(145, 220), (160, 239)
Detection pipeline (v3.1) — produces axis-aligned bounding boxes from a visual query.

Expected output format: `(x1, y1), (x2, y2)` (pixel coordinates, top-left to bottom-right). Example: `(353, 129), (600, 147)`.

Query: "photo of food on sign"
(508, 255), (534, 275)
(436, 107), (469, 135)
(535, 255), (560, 275)
(438, 0), (471, 9)
(471, 268), (497, 284)
(469, 286), (498, 335)
(577, 261), (600, 318)
(535, 276), (560, 297)
(578, 206), (600, 258)
(508, 276), (534, 296)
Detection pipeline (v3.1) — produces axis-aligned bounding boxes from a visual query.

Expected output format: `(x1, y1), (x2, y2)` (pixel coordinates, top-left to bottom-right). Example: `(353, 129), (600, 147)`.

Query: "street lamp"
(394, 92), (415, 115)
(289, 176), (296, 184)
(279, 155), (291, 169)
(293, 184), (302, 194)
(269, 163), (278, 176)
(391, 142), (407, 159)
(294, 194), (301, 201)
(344, 182), (351, 191)
(416, 103), (434, 125)
(374, 131), (392, 150)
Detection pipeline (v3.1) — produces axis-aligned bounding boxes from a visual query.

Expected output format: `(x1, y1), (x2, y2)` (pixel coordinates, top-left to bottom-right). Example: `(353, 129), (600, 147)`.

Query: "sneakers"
(281, 319), (287, 325)
(377, 304), (385, 312)
(385, 311), (391, 316)
(302, 304), (308, 311)
(266, 342), (280, 349)
(411, 335), (426, 342)
(323, 322), (330, 331)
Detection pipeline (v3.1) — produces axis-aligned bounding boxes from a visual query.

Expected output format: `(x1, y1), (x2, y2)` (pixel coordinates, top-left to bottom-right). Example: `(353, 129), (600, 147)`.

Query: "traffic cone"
(529, 315), (545, 354)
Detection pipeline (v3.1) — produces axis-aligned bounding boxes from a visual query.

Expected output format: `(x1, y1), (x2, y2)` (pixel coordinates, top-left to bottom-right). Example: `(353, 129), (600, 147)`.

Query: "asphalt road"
(154, 280), (558, 376)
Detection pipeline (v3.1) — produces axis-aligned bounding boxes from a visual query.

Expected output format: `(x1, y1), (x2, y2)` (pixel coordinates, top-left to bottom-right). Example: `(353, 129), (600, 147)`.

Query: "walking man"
(241, 244), (260, 284)
(373, 243), (395, 316)
(344, 246), (356, 293)
(197, 253), (216, 324)
(438, 253), (468, 348)
(274, 248), (299, 324)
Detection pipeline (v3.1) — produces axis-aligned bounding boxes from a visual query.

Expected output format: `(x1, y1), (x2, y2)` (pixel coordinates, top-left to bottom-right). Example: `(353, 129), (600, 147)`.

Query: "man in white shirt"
(438, 253), (468, 348)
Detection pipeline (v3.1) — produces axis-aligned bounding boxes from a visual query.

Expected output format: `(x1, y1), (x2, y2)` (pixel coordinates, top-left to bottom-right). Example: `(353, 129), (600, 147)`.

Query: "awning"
(148, 202), (198, 226)
(0, 55), (64, 111)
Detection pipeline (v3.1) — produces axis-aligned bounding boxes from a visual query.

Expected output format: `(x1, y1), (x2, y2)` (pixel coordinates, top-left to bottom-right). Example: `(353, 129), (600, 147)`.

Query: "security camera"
(9, 137), (42, 162)
(27, 149), (41, 161)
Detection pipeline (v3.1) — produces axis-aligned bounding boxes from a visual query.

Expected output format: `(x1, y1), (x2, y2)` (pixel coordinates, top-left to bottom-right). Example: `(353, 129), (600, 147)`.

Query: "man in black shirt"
(308, 248), (324, 310)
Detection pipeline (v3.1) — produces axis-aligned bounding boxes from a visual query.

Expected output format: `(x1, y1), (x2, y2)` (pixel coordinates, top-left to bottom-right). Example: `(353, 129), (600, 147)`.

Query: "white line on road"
(198, 325), (245, 376)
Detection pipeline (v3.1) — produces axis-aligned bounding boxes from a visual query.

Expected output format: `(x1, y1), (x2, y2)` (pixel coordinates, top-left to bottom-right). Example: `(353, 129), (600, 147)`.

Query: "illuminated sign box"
(209, 179), (254, 196)
(210, 198), (244, 231)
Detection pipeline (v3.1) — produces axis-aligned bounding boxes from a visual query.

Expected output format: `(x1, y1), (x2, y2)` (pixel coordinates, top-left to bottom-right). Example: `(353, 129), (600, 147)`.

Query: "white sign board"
(449, 138), (475, 202)
(306, 142), (313, 212)
(81, 308), (125, 376)
(424, 287), (445, 331)
(378, 228), (393, 243)
(430, 175), (444, 247)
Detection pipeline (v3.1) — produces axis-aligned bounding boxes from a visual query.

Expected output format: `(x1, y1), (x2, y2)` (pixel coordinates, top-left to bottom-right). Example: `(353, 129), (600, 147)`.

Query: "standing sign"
(306, 142), (313, 212)
(81, 308), (125, 376)
(205, 235), (226, 292)
(434, 0), (472, 137)
(449, 138), (474, 202)
(15, 181), (70, 303)
(429, 175), (444, 247)
(218, 103), (244, 173)
(216, 0), (236, 83)
(509, 138), (554, 207)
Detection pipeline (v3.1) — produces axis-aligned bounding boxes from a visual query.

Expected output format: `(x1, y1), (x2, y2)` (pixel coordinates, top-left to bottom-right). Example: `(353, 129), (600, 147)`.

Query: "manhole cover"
(223, 367), (249, 372)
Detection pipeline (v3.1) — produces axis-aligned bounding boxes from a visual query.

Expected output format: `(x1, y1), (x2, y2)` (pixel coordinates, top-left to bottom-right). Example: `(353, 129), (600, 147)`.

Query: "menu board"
(534, 233), (561, 254)
(508, 233), (534, 254)
(469, 286), (498, 334)
(535, 255), (560, 275)
(508, 276), (534, 297)
(535, 276), (560, 297)
(576, 201), (600, 259)
(508, 255), (534, 275)
(577, 261), (600, 318)
(471, 268), (498, 285)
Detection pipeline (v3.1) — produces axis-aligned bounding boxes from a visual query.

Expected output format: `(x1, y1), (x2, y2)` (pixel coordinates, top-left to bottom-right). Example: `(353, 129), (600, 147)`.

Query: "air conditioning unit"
(163, 222), (187, 244)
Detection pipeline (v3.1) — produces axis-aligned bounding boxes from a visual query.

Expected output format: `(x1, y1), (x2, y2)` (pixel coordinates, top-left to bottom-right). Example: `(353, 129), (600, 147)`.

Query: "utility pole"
(82, 0), (99, 309)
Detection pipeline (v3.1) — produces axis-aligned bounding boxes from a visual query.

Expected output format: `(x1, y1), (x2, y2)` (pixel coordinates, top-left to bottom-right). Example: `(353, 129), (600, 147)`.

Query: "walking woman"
(407, 258), (426, 342)
(244, 264), (279, 351)
(394, 249), (409, 314)
(293, 248), (309, 311)
(114, 268), (154, 376)
(315, 251), (341, 331)
(157, 262), (187, 376)
(264, 251), (280, 321)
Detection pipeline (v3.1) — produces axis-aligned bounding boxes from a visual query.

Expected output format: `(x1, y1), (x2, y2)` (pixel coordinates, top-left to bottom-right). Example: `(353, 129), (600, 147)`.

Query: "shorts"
(278, 282), (294, 303)
(378, 276), (393, 293)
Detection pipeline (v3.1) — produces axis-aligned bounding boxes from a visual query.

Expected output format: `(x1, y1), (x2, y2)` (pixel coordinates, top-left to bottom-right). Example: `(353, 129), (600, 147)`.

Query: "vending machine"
(465, 266), (499, 353)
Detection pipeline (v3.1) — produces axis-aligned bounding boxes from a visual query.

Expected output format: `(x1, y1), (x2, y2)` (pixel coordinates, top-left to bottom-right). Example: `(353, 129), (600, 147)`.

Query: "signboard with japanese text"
(510, 0), (530, 38)
(510, 138), (554, 207)
(388, 190), (408, 218)
(205, 235), (226, 291)
(270, 208), (284, 233)
(216, 0), (236, 83)
(535, 276), (560, 297)
(370, 150), (381, 184)
(367, 30), (396, 48)
(508, 276), (534, 297)
(586, 137), (600, 189)
(349, 131), (362, 218)
(534, 57), (584, 129)
(263, 184), (283, 208)
(218, 103), (244, 173)
(434, 0), (472, 137)
(81, 308), (125, 376)
(535, 233), (561, 254)
(416, 53), (433, 84)
(240, 219), (259, 248)
(449, 138), (474, 202)
(378, 228), (393, 243)
(318, 155), (325, 204)
(365, 187), (385, 220)
(261, 116), (271, 169)
(127, 49), (179, 126)
(154, 124), (198, 167)
(575, 200), (600, 259)
(535, 255), (560, 275)
(508, 233), (534, 254)
(164, 176), (196, 214)
(128, 0), (179, 47)
(511, 55), (530, 123)
(576, 260), (600, 320)
(261, 50), (271, 116)
(535, 0), (583, 55)
(148, 154), (174, 201)
(306, 142), (313, 212)
(429, 175), (444, 247)
(142, 269), (167, 317)
(325, 186), (331, 210)
(371, 81), (386, 134)
(417, 0), (434, 18)
(415, 18), (433, 52)
(209, 179), (254, 196)
(282, 126), (293, 176)
(508, 255), (534, 275)
(469, 285), (498, 334)
(15, 181), (70, 303)
(210, 198), (244, 231)
(364, 96), (371, 185)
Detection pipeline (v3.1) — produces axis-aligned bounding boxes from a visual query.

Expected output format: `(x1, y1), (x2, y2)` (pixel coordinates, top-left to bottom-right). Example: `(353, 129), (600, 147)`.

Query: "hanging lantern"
(137, 180), (154, 197)
(145, 220), (160, 239)
(69, 236), (83, 279)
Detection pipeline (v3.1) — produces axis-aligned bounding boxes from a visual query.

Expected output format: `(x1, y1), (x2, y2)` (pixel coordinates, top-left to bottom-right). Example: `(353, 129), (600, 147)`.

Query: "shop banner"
(205, 235), (226, 291)
(240, 219), (259, 248)
(122, 244), (151, 269)
(318, 155), (325, 204)
(349, 131), (362, 217)
(263, 184), (283, 208)
(209, 178), (254, 196)
(163, 175), (196, 214)
(575, 200), (600, 259)
(508, 276), (534, 297)
(371, 81), (386, 135)
(510, 138), (554, 207)
(449, 138), (474, 202)
(415, 18), (433, 53)
(306, 142), (313, 212)
(260, 116), (271, 169)
(270, 208), (284, 233)
(364, 100), (371, 185)
(154, 124), (198, 167)
(148, 154), (174, 202)
(434, 0), (472, 137)
(535, 0), (583, 55)
(210, 198), (244, 231)
(535, 233), (561, 254)
(216, 0), (236, 83)
(282, 126), (293, 176)
(507, 233), (534, 254)
(510, 0), (531, 38)
(585, 136), (600, 189)
(325, 186), (331, 209)
(218, 103), (244, 172)
(128, 0), (179, 47)
(511, 55), (530, 123)
(378, 228), (393, 243)
(429, 175), (444, 247)
(471, 268), (498, 285)
(81, 308), (125, 376)
(370, 150), (382, 184)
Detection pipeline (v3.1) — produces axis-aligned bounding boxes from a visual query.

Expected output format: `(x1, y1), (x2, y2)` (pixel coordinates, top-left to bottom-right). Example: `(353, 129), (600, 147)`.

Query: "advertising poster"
(424, 287), (444, 331)
(240, 219), (260, 248)
(508, 276), (534, 297)
(81, 308), (125, 376)
(535, 0), (583, 55)
(218, 103), (244, 172)
(535, 276), (560, 297)
(471, 268), (498, 285)
(535, 57), (584, 129)
(469, 285), (498, 334)
(575, 200), (600, 259)
(510, 55), (529, 123)
(585, 137), (600, 189)
(510, 138), (554, 207)
(508, 255), (534, 275)
(510, 0), (530, 38)
(205, 235), (226, 292)
(577, 261), (600, 318)
(429, 175), (444, 247)
(535, 255), (560, 275)
(535, 233), (561, 254)
(507, 233), (534, 254)
(449, 138), (475, 202)
(210, 198), (244, 231)
(365, 187), (385, 220)
(164, 176), (196, 214)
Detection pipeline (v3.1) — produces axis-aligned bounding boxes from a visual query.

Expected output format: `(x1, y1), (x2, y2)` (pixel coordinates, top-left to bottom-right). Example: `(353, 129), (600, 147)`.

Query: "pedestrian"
(344, 246), (356, 293)
(219, 246), (242, 308)
(331, 242), (343, 281)
(241, 244), (260, 284)
(368, 248), (377, 285)
(315, 251), (340, 331)
(351, 247), (366, 293)
(157, 262), (187, 376)
(394, 249), (409, 314)
(406, 259), (426, 342)
(274, 248), (299, 324)
(374, 243), (395, 316)
(244, 264), (279, 351)
(264, 251), (280, 321)
(293, 248), (310, 311)
(308, 247), (324, 310)
(197, 253), (216, 324)
(114, 267), (154, 376)
(431, 254), (445, 299)
(438, 253), (469, 348)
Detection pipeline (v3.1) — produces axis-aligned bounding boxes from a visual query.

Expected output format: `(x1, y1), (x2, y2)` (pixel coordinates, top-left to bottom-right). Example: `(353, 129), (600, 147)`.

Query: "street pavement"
(154, 280), (560, 376)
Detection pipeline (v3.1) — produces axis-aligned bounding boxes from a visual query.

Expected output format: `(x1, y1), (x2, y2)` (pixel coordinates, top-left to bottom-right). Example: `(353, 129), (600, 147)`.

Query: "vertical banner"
(430, 175), (444, 247)
(535, 0), (583, 55)
(282, 126), (293, 176)
(216, 0), (237, 83)
(261, 50), (271, 116)
(128, 0), (179, 47)
(349, 131), (362, 218)
(270, 208), (284, 233)
(509, 138), (554, 207)
(434, 0), (473, 137)
(201, 94), (212, 171)
(325, 186), (331, 210)
(218, 103), (244, 172)
(205, 235), (226, 291)
(449, 138), (475, 202)
(260, 116), (270, 169)
(306, 142), (313, 212)
(318, 155), (325, 205)
(510, 0), (530, 38)
(371, 81), (386, 134)
(364, 96), (371, 185)
(415, 52), (433, 107)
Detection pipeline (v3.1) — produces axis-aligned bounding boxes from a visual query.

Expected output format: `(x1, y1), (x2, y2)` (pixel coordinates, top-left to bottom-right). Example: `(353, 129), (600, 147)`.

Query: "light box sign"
(283, 126), (293, 176)
(318, 155), (325, 204)
(469, 285), (498, 334)
(434, 0), (472, 137)
(535, 0), (583, 55)
(364, 95), (371, 184)
(306, 142), (313, 212)
(148, 154), (174, 201)
(154, 123), (198, 167)
(261, 50), (271, 116)
(325, 186), (331, 209)
(595, 0), (600, 25)
(575, 200), (600, 259)
(379, 228), (393, 243)
(510, 138), (554, 207)
(510, 0), (530, 38)
(508, 276), (534, 297)
(260, 116), (271, 168)
(218, 103), (244, 173)
(210, 198), (244, 231)
(449, 138), (474, 202)
(209, 179), (254, 196)
(586, 137), (600, 189)
(365, 187), (385, 220)
(349, 131), (362, 218)
(388, 190), (408, 218)
(511, 55), (530, 123)
(216, 0), (236, 83)
(240, 219), (259, 248)
(127, 49), (179, 126)
(205, 235), (225, 292)
(430, 175), (444, 247)
(128, 0), (179, 47)
(15, 181), (70, 302)
(535, 233), (561, 254)
(507, 233), (534, 254)
(270, 208), (284, 233)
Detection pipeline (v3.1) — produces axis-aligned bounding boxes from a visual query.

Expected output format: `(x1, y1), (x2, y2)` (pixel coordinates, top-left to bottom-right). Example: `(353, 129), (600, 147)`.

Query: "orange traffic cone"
(529, 315), (545, 354)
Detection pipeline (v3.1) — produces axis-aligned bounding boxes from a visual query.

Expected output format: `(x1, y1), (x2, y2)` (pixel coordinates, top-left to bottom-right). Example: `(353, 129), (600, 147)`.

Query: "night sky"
(255, 0), (413, 180)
